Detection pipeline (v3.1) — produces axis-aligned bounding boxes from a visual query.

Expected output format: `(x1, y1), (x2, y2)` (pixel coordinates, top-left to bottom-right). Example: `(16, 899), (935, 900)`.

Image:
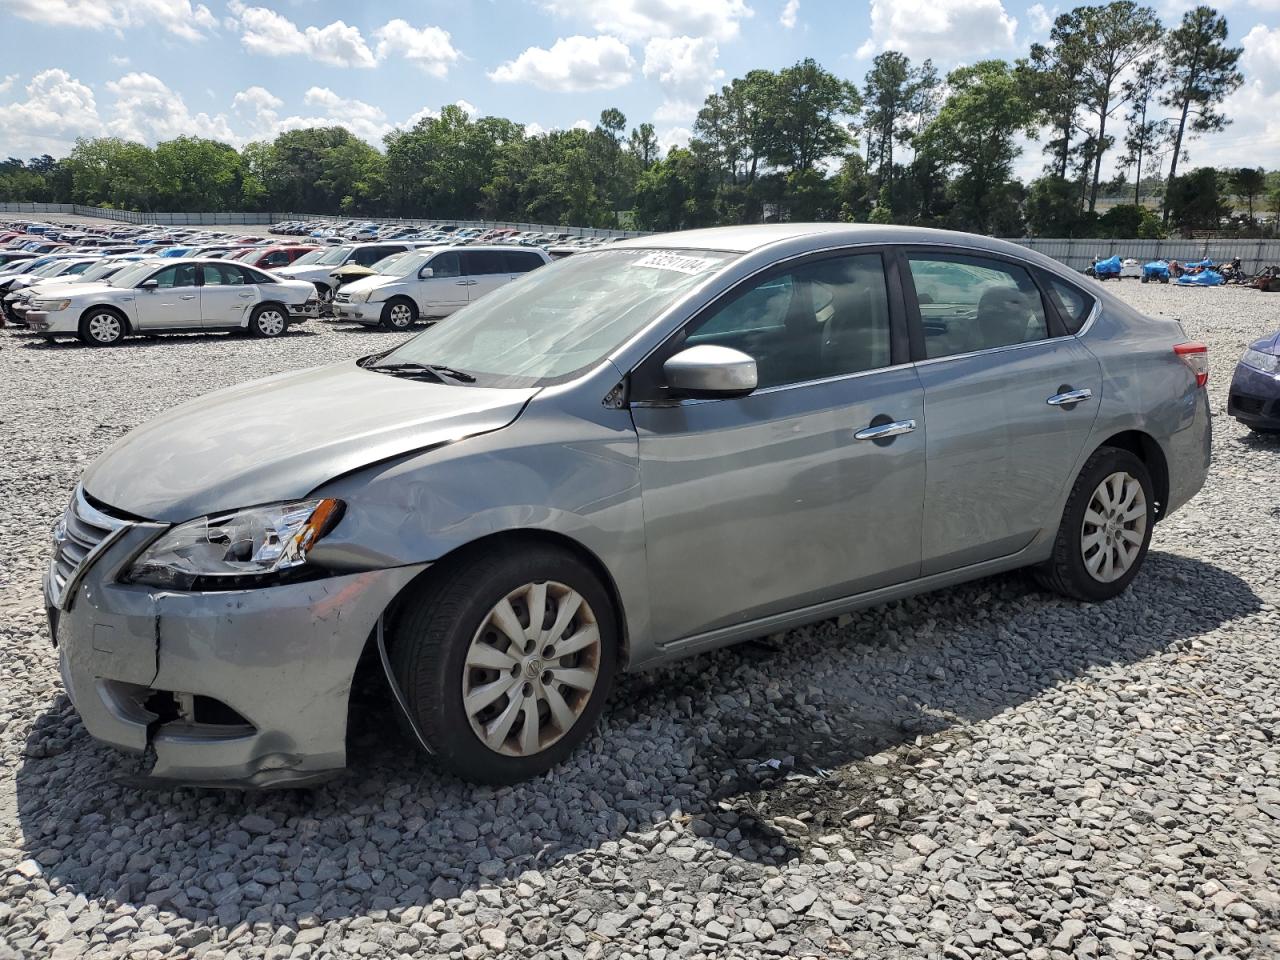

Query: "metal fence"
(1007, 237), (1280, 275)
(5, 202), (1280, 268)
(0, 202), (645, 238)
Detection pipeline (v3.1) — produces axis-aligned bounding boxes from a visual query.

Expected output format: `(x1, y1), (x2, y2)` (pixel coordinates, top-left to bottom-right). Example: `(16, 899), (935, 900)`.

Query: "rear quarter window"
(1042, 275), (1095, 334)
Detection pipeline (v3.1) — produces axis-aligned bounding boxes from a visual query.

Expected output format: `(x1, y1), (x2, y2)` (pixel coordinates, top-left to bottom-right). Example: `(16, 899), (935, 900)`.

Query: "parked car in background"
(274, 242), (430, 302)
(23, 259), (318, 345)
(4, 256), (155, 325)
(1228, 331), (1280, 434)
(332, 246), (551, 328)
(233, 244), (319, 271)
(44, 223), (1210, 787)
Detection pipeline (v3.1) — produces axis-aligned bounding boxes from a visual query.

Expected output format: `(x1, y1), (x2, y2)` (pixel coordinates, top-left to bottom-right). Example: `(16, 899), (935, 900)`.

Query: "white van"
(331, 246), (551, 329)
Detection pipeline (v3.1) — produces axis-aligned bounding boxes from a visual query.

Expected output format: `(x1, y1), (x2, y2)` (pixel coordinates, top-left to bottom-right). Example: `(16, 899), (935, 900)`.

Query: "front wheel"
(1034, 447), (1155, 602)
(249, 304), (288, 338)
(380, 297), (417, 331)
(388, 545), (618, 784)
(78, 308), (127, 346)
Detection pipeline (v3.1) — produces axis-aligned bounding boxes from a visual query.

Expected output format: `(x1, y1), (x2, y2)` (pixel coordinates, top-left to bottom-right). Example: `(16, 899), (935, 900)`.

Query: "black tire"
(1160, 277), (1169, 284)
(380, 297), (418, 331)
(78, 307), (128, 346)
(1140, 274), (1149, 284)
(1033, 447), (1155, 602)
(249, 303), (288, 338)
(388, 543), (618, 784)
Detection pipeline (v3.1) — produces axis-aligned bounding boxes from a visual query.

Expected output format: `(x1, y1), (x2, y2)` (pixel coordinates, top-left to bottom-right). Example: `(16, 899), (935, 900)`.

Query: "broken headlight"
(127, 499), (344, 590)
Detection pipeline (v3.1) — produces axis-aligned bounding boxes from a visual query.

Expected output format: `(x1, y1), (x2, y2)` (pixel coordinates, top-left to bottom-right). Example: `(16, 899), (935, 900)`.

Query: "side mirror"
(663, 344), (758, 399)
(139, 278), (158, 290)
(419, 267), (434, 279)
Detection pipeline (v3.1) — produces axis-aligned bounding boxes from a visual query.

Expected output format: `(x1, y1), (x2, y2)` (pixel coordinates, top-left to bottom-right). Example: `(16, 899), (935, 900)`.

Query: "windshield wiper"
(369, 362), (477, 383)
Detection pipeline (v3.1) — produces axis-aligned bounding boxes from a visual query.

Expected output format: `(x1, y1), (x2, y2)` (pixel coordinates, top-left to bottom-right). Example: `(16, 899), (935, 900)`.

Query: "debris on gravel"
(1, 284), (1277, 959)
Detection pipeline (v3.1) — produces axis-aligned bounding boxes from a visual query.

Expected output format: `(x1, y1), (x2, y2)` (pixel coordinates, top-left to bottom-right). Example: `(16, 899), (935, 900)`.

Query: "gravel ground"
(1, 284), (1277, 960)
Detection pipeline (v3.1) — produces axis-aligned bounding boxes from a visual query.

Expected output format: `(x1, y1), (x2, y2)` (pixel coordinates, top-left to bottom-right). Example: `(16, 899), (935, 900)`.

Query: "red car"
(234, 244), (319, 270)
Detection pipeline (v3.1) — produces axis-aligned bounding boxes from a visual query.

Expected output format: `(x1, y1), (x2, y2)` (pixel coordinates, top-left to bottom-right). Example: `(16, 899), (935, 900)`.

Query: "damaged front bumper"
(44, 494), (426, 788)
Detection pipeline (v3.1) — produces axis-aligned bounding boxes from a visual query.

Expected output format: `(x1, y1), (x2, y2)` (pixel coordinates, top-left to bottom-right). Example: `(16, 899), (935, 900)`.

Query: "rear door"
(198, 263), (257, 328)
(901, 250), (1102, 575)
(460, 250), (509, 301)
(129, 262), (201, 330)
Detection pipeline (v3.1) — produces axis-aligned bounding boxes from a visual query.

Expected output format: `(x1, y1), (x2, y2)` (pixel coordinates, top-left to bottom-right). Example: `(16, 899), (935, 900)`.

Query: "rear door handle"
(1047, 388), (1093, 406)
(455, 279), (476, 285)
(238, 292), (256, 298)
(179, 295), (196, 300)
(855, 419), (916, 441)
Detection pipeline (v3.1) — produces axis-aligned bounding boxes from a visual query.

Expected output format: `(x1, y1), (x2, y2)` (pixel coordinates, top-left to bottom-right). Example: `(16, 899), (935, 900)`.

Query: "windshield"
(291, 249), (326, 266)
(374, 248), (733, 387)
(32, 260), (72, 277)
(313, 245), (353, 266)
(80, 260), (128, 281)
(110, 262), (162, 287)
(376, 251), (429, 277)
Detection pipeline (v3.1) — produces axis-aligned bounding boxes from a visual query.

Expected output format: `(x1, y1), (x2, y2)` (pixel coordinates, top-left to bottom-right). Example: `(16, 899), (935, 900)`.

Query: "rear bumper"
(45, 518), (426, 787)
(288, 302), (319, 322)
(1228, 363), (1280, 429)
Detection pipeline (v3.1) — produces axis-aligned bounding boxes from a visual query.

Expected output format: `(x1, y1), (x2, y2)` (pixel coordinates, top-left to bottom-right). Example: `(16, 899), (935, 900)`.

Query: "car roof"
(609, 223), (1042, 259)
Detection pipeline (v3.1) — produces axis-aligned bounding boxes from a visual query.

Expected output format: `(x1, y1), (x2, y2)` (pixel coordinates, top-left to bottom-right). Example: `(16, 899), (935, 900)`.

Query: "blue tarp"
(1175, 269), (1225, 286)
(1094, 255), (1122, 275)
(1183, 258), (1214, 269)
(1143, 261), (1170, 278)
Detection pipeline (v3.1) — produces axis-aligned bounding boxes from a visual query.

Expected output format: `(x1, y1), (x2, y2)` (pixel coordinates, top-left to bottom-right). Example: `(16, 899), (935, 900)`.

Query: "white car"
(22, 259), (319, 346)
(1120, 258), (1142, 279)
(331, 246), (552, 329)
(273, 242), (431, 302)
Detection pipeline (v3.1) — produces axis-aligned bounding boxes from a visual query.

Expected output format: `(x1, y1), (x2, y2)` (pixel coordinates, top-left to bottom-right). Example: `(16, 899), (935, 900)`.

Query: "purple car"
(1228, 331), (1280, 434)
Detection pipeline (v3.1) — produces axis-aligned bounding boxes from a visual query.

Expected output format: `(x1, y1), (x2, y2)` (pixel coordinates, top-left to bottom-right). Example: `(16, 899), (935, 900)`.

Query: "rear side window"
(1042, 275), (1095, 334)
(504, 251), (545, 274)
(906, 255), (1048, 360)
(353, 246), (397, 267)
(200, 264), (244, 285)
(463, 251), (508, 276)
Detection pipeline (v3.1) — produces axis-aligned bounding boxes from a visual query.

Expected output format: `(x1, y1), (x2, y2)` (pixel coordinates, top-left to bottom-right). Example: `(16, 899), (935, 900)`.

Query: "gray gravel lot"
(1, 283), (1278, 960)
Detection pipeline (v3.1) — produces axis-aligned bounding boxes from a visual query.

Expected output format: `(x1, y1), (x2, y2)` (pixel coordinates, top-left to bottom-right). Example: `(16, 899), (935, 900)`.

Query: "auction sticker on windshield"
(631, 252), (721, 275)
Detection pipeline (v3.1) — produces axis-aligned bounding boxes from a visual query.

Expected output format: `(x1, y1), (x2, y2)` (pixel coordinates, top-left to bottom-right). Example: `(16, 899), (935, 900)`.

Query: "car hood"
(81, 361), (538, 522)
(341, 274), (400, 294)
(275, 264), (337, 280)
(43, 280), (118, 299)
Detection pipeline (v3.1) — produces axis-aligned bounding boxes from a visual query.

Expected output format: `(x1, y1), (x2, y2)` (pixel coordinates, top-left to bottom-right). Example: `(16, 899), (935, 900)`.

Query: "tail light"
(1174, 342), (1208, 387)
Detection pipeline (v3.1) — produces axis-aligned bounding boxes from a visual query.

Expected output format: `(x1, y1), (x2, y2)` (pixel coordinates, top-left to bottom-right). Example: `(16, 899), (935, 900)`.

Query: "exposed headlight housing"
(1242, 347), (1280, 375)
(31, 298), (71, 312)
(127, 498), (344, 590)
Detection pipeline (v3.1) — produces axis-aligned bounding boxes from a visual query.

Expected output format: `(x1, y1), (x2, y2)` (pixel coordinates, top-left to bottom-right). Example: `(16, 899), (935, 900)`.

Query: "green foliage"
(1166, 167), (1229, 231)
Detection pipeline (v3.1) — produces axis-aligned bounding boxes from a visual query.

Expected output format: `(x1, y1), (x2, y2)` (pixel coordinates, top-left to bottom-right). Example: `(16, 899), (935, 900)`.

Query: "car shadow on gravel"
(8, 329), (320, 349)
(14, 550), (1261, 930)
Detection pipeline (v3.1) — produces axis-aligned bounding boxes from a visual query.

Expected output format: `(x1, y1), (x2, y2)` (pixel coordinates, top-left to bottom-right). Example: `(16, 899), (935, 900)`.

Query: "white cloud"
(231, 4), (376, 68)
(573, 119), (593, 130)
(0, 75), (16, 95)
(454, 99), (478, 117)
(858, 0), (1018, 61)
(489, 35), (635, 92)
(105, 71), (236, 143)
(780, 0), (799, 29)
(1242, 22), (1280, 86)
(0, 69), (102, 155)
(643, 36), (723, 126)
(372, 19), (461, 77)
(544, 0), (752, 42)
(110, 55), (131, 67)
(524, 121), (548, 137)
(8, 0), (217, 41)
(1185, 24), (1280, 170)
(1027, 3), (1055, 33)
(657, 126), (693, 151)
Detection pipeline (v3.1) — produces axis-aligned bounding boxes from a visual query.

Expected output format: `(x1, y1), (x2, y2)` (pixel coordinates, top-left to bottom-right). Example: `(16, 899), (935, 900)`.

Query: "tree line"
(2, 3), (1275, 238)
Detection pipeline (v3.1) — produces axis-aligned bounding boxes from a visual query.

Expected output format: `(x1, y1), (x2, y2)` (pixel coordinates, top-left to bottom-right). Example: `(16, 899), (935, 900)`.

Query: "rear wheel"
(1034, 447), (1155, 602)
(388, 544), (618, 784)
(380, 297), (417, 331)
(249, 304), (288, 338)
(78, 307), (127, 346)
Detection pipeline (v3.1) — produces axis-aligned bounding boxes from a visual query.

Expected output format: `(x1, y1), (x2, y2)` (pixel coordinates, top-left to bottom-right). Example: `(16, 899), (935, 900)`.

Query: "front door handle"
(179, 295), (196, 300)
(1047, 388), (1093, 406)
(855, 419), (916, 441)
(455, 279), (476, 286)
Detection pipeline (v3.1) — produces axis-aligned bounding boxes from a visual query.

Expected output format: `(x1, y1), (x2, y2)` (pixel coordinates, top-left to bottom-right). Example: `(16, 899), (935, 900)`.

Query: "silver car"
(25, 259), (320, 345)
(46, 224), (1210, 786)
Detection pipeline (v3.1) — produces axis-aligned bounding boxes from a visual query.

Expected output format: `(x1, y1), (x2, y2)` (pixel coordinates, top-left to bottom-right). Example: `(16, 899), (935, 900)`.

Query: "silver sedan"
(47, 224), (1210, 786)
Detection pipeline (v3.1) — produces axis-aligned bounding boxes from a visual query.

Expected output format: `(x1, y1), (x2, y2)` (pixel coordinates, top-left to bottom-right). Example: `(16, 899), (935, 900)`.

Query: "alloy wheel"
(388, 303), (413, 328)
(88, 312), (122, 343)
(462, 580), (601, 757)
(1080, 471), (1147, 583)
(256, 310), (285, 336)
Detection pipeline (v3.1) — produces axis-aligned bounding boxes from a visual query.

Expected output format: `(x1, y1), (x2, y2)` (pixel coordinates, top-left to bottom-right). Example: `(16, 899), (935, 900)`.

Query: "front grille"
(48, 486), (131, 607)
(1231, 393), (1266, 415)
(334, 293), (353, 304)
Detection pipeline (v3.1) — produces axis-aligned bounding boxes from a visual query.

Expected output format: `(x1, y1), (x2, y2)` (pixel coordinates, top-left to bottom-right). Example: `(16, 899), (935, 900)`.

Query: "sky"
(2, 0), (1279, 185)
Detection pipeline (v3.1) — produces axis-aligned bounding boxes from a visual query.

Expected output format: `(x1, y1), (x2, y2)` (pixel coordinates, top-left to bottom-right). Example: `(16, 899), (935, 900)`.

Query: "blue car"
(1228, 332), (1280, 434)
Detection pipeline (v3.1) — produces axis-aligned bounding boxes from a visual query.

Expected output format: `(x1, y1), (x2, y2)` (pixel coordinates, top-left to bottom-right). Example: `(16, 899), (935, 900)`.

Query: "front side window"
(682, 253), (893, 388)
(907, 255), (1048, 359)
(374, 248), (732, 387)
(425, 251), (461, 278)
(150, 263), (197, 288)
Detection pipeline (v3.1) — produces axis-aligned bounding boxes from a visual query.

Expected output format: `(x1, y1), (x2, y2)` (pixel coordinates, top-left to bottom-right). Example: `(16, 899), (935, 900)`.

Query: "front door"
(417, 250), (468, 316)
(631, 251), (926, 644)
(129, 262), (201, 330)
(902, 251), (1103, 575)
